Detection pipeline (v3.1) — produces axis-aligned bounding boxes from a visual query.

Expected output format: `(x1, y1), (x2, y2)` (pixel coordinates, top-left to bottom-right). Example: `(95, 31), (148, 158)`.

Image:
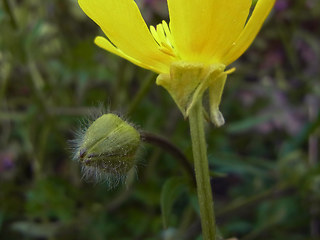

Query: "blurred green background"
(0, 0), (319, 239)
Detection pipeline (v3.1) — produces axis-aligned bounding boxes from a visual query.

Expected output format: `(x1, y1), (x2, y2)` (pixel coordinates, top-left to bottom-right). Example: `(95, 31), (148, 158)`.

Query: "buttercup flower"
(79, 0), (275, 126)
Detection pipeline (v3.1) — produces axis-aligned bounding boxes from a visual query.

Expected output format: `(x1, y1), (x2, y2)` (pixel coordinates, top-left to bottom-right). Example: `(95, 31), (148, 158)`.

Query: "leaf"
(11, 221), (61, 238)
(0, 211), (4, 232)
(0, 9), (4, 20)
(280, 112), (320, 157)
(208, 153), (274, 177)
(226, 113), (275, 134)
(161, 177), (187, 229)
(210, 171), (228, 178)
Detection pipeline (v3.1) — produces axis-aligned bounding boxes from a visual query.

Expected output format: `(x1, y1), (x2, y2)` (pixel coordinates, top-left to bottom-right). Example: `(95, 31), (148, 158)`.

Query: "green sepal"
(209, 73), (227, 127)
(156, 62), (228, 127)
(78, 114), (140, 175)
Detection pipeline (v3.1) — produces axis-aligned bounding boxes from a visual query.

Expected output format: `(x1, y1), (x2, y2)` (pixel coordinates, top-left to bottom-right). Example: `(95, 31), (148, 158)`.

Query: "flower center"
(150, 21), (178, 58)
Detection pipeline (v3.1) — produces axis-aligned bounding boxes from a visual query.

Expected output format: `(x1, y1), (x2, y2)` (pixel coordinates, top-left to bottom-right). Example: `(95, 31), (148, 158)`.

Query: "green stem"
(189, 99), (215, 240)
(2, 0), (18, 29)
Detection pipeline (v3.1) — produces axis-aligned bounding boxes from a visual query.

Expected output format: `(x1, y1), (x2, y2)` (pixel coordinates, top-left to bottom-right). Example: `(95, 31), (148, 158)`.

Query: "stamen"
(161, 20), (175, 47)
(160, 47), (177, 57)
(225, 67), (236, 74)
(161, 41), (173, 51)
(156, 24), (166, 43)
(150, 25), (161, 45)
(150, 21), (178, 59)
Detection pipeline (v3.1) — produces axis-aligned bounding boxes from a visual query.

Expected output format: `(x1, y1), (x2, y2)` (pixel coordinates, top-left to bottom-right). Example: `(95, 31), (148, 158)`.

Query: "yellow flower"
(78, 0), (275, 126)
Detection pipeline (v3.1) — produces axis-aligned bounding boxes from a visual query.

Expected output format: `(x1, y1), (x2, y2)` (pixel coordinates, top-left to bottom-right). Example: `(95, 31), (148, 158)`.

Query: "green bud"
(74, 113), (140, 186)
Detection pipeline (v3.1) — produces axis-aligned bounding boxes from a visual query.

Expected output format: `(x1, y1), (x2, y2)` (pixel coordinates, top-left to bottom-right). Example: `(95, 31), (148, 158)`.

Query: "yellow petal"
(78, 0), (172, 73)
(222, 0), (276, 65)
(167, 0), (216, 62)
(205, 0), (252, 61)
(95, 36), (163, 73)
(167, 0), (251, 64)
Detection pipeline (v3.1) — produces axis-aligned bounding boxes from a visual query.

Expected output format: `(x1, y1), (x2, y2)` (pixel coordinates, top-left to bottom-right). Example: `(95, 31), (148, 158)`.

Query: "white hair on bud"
(69, 106), (140, 189)
(80, 164), (135, 189)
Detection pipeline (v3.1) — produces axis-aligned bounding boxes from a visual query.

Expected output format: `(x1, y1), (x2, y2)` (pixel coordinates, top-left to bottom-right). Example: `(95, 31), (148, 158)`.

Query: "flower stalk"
(189, 99), (216, 240)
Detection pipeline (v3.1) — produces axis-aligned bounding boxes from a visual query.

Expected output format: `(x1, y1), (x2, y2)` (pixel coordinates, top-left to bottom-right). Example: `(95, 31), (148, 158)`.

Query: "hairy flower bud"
(73, 113), (140, 187)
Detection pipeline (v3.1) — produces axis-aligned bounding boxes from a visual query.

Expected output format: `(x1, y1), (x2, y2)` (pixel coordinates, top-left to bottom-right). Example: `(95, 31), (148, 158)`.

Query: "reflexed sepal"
(156, 62), (230, 127)
(74, 114), (140, 186)
(209, 74), (227, 127)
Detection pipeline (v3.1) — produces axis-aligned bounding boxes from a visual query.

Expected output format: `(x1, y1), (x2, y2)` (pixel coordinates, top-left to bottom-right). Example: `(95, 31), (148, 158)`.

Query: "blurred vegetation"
(0, 0), (319, 239)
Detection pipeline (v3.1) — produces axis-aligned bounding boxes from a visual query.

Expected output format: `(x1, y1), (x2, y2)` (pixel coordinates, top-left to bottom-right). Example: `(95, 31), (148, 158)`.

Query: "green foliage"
(161, 177), (188, 229)
(25, 178), (76, 221)
(0, 0), (319, 239)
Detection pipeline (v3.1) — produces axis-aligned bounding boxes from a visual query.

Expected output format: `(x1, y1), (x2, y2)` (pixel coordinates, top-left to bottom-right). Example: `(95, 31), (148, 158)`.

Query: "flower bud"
(74, 113), (140, 186)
